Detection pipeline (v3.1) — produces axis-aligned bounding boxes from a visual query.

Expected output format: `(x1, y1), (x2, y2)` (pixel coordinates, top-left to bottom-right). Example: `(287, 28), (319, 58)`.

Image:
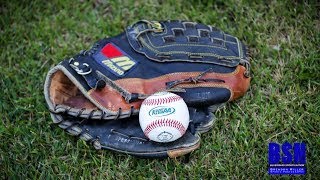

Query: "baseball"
(139, 92), (189, 143)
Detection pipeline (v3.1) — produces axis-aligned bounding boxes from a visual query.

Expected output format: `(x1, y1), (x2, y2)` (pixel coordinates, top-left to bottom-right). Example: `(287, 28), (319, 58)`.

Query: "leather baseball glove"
(44, 20), (251, 158)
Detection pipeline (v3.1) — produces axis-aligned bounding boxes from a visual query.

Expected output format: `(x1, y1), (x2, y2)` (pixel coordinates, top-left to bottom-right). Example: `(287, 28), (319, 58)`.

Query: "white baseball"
(139, 92), (189, 143)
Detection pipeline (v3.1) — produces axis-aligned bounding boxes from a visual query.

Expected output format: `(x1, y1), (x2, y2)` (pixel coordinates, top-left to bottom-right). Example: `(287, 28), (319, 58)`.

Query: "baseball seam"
(142, 95), (182, 106)
(143, 118), (186, 137)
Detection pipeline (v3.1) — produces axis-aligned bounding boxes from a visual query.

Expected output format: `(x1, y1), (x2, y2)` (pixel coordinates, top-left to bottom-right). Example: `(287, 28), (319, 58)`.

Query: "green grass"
(0, 0), (319, 178)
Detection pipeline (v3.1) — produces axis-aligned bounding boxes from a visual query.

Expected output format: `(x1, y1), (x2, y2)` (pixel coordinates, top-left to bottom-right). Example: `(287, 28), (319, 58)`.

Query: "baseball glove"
(44, 20), (251, 158)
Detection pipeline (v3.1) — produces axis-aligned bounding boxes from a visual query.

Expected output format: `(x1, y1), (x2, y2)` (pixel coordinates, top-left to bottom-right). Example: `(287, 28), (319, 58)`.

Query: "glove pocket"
(44, 63), (140, 120)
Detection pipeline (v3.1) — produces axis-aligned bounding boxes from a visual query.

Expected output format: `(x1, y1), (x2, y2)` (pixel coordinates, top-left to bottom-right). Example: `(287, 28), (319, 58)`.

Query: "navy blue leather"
(66, 33), (237, 81)
(61, 107), (213, 158)
(176, 87), (231, 106)
(126, 20), (245, 67)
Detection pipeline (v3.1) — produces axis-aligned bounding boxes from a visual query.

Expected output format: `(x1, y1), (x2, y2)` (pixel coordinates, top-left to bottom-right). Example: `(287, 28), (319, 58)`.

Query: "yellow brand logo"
(110, 56), (136, 71)
(102, 56), (136, 76)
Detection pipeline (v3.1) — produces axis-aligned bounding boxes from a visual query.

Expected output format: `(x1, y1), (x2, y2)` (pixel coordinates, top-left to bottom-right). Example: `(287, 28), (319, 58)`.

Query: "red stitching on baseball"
(142, 95), (182, 106)
(143, 118), (186, 137)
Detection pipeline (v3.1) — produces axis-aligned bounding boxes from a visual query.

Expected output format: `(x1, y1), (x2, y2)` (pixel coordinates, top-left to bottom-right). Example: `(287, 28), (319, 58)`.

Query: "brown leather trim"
(89, 86), (142, 113)
(50, 70), (97, 110)
(167, 141), (200, 158)
(50, 71), (78, 104)
(88, 65), (250, 112)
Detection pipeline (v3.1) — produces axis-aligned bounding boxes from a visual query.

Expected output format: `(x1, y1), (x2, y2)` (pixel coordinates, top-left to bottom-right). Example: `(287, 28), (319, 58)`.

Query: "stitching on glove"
(182, 21), (197, 29)
(211, 38), (224, 46)
(139, 37), (241, 62)
(142, 35), (230, 51)
(144, 25), (239, 47)
(162, 36), (175, 43)
(187, 36), (199, 43)
(198, 29), (210, 37)
(172, 28), (184, 36)
(131, 20), (168, 37)
(132, 20), (165, 39)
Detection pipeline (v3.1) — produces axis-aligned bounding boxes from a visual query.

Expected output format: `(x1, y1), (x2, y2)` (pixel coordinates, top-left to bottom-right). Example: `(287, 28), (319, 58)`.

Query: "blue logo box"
(268, 142), (306, 175)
